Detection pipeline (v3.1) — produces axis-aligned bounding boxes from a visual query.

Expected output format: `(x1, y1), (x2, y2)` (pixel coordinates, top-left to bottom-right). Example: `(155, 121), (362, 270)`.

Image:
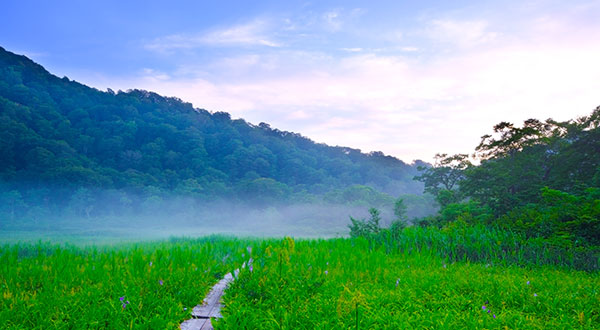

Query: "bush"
(348, 207), (382, 238)
(500, 187), (600, 247)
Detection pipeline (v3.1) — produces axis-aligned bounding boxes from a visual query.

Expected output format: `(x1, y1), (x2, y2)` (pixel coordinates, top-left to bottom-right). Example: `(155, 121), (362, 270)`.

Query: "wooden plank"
(199, 319), (214, 330)
(180, 318), (208, 330)
(179, 263), (240, 330)
(192, 272), (233, 318)
(180, 268), (238, 330)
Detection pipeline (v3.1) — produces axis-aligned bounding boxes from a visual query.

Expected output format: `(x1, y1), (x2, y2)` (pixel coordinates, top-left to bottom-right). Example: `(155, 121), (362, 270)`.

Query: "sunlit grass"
(219, 237), (600, 329)
(0, 237), (248, 329)
(1, 231), (598, 329)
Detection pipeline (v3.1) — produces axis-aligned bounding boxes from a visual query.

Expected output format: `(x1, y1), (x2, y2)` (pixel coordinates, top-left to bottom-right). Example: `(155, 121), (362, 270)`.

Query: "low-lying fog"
(0, 187), (437, 244)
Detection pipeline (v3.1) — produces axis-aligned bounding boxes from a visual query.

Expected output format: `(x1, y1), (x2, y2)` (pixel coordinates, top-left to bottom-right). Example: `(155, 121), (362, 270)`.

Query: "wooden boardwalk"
(180, 272), (235, 330)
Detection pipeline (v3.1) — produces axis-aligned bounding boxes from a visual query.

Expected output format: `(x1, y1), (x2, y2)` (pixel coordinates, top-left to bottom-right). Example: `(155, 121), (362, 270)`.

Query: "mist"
(0, 184), (437, 244)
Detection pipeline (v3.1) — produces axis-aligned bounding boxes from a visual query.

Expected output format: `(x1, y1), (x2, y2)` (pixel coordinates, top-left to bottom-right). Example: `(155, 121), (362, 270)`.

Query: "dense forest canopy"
(0, 46), (432, 223)
(413, 107), (600, 247)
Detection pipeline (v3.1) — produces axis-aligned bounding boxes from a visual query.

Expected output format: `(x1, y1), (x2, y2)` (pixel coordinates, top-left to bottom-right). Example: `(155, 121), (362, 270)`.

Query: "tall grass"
(1, 227), (598, 329)
(219, 237), (600, 329)
(370, 224), (600, 271)
(0, 236), (250, 329)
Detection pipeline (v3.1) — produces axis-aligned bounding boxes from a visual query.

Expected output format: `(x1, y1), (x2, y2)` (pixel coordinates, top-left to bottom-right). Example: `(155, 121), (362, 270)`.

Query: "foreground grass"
(219, 237), (600, 329)
(1, 231), (598, 329)
(0, 237), (248, 329)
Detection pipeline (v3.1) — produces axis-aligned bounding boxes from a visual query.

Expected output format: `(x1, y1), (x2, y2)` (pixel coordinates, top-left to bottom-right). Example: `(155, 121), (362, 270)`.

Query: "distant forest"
(0, 47), (433, 222)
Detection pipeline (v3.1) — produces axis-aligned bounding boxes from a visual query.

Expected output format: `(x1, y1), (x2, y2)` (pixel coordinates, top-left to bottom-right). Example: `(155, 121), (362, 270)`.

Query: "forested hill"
(0, 46), (424, 206)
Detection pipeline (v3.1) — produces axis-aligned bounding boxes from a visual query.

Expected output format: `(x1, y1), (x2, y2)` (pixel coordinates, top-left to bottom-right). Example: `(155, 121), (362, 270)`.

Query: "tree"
(414, 153), (471, 207)
(348, 207), (382, 238)
(390, 198), (408, 234)
(0, 190), (26, 222)
(68, 188), (95, 218)
(393, 198), (407, 221)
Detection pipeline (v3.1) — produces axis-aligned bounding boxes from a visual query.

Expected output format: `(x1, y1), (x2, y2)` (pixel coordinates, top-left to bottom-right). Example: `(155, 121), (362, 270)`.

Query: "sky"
(2, 0), (600, 163)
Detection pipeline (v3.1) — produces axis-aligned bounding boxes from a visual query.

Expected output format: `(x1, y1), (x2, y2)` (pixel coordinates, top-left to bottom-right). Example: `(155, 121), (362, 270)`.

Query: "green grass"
(1, 229), (599, 329)
(0, 237), (249, 329)
(218, 237), (600, 329)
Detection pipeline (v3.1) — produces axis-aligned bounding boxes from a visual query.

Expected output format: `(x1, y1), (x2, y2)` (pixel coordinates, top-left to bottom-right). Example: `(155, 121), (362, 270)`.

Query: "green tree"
(414, 153), (471, 207)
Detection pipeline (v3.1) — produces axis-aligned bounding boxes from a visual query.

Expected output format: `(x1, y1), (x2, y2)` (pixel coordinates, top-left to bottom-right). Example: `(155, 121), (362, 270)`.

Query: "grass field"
(0, 237), (248, 329)
(1, 231), (598, 329)
(219, 237), (599, 329)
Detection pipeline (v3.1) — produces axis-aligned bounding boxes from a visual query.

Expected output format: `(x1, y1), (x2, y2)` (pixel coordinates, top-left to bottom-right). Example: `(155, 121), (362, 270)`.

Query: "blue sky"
(2, 0), (600, 162)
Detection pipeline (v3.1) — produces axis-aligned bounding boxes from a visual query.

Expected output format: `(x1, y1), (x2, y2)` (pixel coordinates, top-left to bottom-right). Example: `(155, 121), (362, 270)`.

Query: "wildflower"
(159, 280), (163, 286)
(395, 278), (400, 287)
(120, 298), (130, 309)
(526, 281), (530, 285)
(493, 314), (496, 318)
(249, 264), (253, 272)
(482, 305), (486, 310)
(324, 270), (328, 275)
(247, 246), (252, 254)
(184, 307), (187, 311)
(149, 261), (152, 266)
(533, 293), (537, 297)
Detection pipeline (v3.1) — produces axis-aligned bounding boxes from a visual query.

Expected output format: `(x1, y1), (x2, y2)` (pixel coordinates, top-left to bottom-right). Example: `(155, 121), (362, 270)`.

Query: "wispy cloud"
(341, 47), (362, 52)
(96, 3), (600, 162)
(202, 20), (281, 47)
(145, 20), (280, 53)
(323, 8), (366, 32)
(323, 10), (342, 31)
(424, 19), (500, 48)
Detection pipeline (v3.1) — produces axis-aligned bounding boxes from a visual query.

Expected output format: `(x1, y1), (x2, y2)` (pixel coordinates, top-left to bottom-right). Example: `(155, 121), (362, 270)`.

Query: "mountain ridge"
(0, 46), (433, 221)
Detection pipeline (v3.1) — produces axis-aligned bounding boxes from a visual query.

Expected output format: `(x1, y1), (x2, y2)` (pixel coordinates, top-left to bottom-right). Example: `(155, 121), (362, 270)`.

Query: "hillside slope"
(0, 47), (430, 220)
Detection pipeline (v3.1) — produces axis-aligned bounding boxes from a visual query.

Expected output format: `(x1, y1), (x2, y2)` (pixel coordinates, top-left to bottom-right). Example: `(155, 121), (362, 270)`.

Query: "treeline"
(0, 46), (432, 223)
(346, 108), (599, 270)
(412, 108), (600, 248)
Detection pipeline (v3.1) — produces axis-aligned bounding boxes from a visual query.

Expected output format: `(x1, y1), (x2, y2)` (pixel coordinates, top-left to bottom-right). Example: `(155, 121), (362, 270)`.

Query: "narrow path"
(180, 271), (237, 330)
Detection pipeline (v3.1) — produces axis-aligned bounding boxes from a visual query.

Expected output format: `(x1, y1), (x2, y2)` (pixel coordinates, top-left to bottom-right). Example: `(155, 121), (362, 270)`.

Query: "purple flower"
(159, 280), (164, 286)
(487, 310), (490, 313)
(122, 303), (127, 309)
(482, 305), (486, 310)
(526, 280), (530, 285)
(249, 264), (254, 272)
(395, 278), (400, 287)
(119, 296), (125, 302)
(149, 261), (153, 266)
(533, 293), (537, 297)
(493, 314), (496, 318)
(324, 270), (328, 275)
